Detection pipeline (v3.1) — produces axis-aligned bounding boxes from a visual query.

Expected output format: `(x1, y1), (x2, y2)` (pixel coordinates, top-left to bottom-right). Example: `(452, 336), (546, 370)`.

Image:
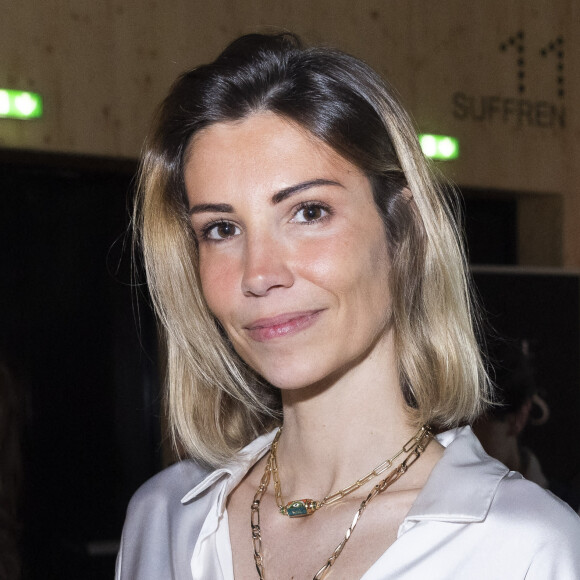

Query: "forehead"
(186, 113), (337, 169)
(183, 112), (365, 202)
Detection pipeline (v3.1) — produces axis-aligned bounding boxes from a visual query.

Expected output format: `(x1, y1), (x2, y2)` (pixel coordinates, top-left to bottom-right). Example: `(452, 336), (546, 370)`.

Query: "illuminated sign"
(0, 89), (43, 119)
(419, 134), (459, 160)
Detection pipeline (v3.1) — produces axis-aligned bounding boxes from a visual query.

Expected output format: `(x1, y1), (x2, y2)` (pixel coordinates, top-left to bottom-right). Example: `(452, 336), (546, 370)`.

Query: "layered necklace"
(251, 424), (434, 580)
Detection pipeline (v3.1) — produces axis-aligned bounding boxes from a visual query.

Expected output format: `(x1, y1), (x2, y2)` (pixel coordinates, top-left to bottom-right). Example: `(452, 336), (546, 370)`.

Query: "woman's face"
(185, 112), (393, 390)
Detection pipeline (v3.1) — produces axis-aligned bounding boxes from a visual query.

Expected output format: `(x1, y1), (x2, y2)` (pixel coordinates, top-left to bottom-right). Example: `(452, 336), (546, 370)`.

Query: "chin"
(250, 355), (331, 392)
(257, 352), (361, 393)
(257, 367), (319, 392)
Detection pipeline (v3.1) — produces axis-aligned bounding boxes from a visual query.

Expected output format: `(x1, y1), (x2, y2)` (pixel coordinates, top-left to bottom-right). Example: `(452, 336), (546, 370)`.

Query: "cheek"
(295, 229), (389, 295)
(291, 238), (337, 280)
(199, 254), (238, 320)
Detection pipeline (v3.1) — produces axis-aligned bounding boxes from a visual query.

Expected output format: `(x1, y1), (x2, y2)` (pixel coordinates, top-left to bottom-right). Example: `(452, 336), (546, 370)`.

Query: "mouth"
(244, 310), (324, 342)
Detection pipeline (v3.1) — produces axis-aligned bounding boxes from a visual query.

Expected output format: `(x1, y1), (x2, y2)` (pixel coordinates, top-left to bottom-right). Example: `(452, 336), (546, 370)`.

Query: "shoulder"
(116, 461), (212, 580)
(493, 472), (580, 537)
(123, 459), (212, 535)
(493, 475), (580, 577)
(480, 464), (580, 577)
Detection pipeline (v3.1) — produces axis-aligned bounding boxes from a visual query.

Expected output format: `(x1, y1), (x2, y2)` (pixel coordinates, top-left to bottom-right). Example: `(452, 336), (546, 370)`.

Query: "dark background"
(0, 152), (161, 579)
(0, 156), (578, 579)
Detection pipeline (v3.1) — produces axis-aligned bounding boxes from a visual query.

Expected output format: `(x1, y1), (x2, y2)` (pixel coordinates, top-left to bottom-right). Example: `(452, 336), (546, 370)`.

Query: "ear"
(529, 393), (550, 426)
(508, 399), (533, 436)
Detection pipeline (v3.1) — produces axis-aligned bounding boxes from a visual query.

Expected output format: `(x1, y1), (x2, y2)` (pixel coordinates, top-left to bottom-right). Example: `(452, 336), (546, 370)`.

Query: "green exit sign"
(419, 134), (459, 160)
(0, 89), (43, 119)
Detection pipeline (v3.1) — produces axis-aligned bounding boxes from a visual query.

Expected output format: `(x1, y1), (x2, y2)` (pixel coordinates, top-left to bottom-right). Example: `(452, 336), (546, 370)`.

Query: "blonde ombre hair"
(136, 33), (490, 467)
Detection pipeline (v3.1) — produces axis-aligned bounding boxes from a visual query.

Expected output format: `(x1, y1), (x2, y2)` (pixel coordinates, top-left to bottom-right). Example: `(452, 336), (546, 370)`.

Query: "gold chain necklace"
(270, 424), (431, 517)
(251, 425), (433, 580)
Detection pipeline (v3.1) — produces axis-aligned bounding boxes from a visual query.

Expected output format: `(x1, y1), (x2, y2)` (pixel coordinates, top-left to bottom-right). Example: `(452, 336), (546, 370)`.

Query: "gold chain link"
(270, 424), (430, 514)
(251, 425), (434, 579)
(251, 453), (274, 579)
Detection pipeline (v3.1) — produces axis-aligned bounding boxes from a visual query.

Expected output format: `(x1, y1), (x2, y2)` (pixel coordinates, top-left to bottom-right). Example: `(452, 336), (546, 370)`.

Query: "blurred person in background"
(475, 339), (580, 510)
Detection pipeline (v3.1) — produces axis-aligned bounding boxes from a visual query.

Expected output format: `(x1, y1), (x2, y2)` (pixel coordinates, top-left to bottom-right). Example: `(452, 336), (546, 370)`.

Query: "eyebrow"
(188, 202), (233, 215)
(188, 178), (342, 215)
(270, 178), (342, 204)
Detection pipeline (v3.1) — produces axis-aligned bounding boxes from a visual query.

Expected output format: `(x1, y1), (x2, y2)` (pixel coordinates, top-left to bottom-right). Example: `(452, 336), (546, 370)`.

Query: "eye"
(201, 220), (241, 241)
(292, 203), (332, 224)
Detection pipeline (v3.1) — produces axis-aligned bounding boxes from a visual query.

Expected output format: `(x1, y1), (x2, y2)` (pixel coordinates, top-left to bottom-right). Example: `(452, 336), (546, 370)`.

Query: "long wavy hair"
(135, 33), (490, 467)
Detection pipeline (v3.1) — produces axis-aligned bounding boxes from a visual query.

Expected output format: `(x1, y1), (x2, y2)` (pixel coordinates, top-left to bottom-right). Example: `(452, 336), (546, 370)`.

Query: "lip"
(244, 310), (324, 342)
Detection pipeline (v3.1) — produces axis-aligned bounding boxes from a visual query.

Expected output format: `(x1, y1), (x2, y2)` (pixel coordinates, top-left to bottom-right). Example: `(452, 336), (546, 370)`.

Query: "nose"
(241, 233), (294, 297)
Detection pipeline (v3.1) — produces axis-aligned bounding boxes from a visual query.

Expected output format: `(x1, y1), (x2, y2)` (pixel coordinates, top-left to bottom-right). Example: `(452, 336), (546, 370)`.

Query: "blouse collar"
(180, 425), (510, 527)
(400, 426), (510, 534)
(180, 429), (277, 506)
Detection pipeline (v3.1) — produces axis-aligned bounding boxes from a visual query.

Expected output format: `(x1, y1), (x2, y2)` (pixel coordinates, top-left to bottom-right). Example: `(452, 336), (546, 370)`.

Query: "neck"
(274, 341), (423, 499)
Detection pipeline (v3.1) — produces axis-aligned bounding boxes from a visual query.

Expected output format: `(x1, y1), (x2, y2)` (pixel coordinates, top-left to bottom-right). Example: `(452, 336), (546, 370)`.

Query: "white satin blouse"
(116, 426), (580, 579)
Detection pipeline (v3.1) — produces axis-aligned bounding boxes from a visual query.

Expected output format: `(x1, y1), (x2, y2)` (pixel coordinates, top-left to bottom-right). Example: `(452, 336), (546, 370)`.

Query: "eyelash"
(200, 220), (240, 242)
(292, 201), (334, 224)
(198, 201), (333, 242)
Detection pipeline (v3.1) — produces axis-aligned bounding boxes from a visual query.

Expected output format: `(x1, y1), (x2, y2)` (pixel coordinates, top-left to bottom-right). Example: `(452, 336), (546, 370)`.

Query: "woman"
(117, 33), (580, 579)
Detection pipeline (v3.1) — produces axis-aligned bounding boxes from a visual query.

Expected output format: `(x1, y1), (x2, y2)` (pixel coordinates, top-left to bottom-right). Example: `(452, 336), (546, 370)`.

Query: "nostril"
(241, 250), (294, 297)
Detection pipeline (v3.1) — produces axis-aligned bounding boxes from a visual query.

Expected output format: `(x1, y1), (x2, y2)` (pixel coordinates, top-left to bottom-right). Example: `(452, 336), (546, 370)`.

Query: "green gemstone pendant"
(282, 499), (319, 517)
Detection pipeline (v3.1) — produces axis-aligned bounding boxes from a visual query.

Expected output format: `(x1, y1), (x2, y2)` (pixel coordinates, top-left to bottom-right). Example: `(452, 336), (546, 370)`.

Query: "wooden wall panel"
(1, 0), (578, 266)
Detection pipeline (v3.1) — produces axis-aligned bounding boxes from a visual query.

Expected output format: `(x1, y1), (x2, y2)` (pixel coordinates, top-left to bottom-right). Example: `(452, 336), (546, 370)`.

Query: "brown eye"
(293, 204), (330, 223)
(304, 206), (322, 220)
(204, 221), (241, 240)
(216, 223), (235, 237)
